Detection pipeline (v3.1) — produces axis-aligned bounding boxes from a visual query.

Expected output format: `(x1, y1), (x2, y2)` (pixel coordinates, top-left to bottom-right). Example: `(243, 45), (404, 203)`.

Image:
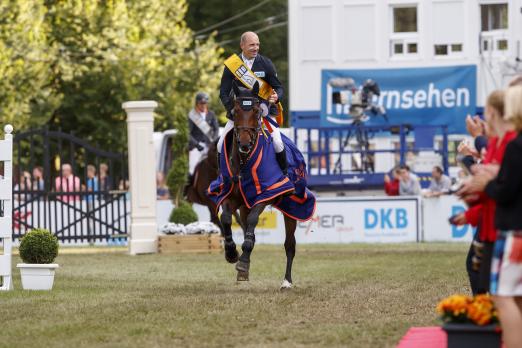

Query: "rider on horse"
(188, 92), (219, 184)
(218, 31), (289, 175)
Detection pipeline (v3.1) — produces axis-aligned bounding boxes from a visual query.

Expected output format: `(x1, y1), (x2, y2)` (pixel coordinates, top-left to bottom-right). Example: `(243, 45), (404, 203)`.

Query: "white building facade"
(289, 0), (522, 131)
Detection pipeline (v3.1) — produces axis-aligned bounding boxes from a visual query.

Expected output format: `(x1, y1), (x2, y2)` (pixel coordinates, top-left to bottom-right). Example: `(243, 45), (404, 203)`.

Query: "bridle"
(233, 96), (262, 164)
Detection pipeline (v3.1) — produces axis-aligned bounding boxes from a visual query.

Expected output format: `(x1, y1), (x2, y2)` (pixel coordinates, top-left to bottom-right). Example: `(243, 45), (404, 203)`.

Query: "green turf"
(0, 243), (470, 348)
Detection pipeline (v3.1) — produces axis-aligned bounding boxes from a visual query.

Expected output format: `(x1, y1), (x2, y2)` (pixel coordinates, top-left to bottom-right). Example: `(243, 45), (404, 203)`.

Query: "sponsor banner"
(160, 196), (472, 244)
(321, 65), (477, 133)
(157, 198), (420, 244)
(422, 195), (475, 242)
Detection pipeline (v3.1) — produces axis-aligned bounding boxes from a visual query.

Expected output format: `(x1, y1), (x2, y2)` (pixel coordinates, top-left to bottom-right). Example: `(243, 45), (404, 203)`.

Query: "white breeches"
(189, 145), (208, 175)
(217, 118), (284, 153)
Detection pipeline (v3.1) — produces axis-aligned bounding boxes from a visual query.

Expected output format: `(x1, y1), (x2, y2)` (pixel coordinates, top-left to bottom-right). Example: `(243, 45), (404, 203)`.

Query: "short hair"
(240, 31), (258, 45)
(486, 90), (505, 118)
(433, 166), (443, 174)
(399, 164), (410, 171)
(505, 85), (522, 131)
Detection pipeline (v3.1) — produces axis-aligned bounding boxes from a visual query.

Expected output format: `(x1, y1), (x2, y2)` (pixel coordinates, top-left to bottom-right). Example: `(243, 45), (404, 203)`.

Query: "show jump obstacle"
(0, 125), (13, 290)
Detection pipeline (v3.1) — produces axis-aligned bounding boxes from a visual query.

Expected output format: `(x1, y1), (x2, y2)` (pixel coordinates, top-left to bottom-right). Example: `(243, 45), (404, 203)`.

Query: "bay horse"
(184, 142), (243, 233)
(220, 82), (297, 289)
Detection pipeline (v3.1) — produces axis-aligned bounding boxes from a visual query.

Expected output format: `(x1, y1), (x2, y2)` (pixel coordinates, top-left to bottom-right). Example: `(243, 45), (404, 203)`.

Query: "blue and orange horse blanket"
(207, 131), (316, 221)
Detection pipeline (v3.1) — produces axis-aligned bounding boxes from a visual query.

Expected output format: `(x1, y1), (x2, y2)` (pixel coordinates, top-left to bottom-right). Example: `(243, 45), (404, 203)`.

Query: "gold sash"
(224, 54), (283, 125)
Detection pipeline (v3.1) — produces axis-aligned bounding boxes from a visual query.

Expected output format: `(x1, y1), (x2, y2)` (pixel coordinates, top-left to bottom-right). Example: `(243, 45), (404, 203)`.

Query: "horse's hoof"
(235, 260), (250, 273)
(224, 242), (239, 264)
(280, 279), (293, 290)
(237, 270), (249, 281)
(225, 252), (239, 264)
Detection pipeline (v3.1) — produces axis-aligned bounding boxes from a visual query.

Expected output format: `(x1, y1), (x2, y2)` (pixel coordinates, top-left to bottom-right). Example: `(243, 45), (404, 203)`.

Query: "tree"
(0, 0), (59, 131)
(185, 0), (289, 124)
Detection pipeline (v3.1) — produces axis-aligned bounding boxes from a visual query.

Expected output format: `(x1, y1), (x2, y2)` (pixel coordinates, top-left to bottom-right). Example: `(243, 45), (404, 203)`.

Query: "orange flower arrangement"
(437, 294), (499, 326)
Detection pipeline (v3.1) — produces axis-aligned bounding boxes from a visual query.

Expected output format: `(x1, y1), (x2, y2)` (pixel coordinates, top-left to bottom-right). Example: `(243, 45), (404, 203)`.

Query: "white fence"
(0, 125), (13, 290)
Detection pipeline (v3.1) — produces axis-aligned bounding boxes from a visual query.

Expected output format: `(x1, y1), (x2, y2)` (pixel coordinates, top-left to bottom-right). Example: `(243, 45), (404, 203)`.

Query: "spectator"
(424, 166), (451, 197)
(383, 166), (400, 196)
(455, 90), (517, 294)
(14, 171), (31, 201)
(32, 166), (44, 191)
(156, 172), (169, 200)
(460, 84), (522, 348)
(398, 165), (420, 196)
(55, 163), (80, 202)
(85, 164), (98, 203)
(99, 163), (111, 190)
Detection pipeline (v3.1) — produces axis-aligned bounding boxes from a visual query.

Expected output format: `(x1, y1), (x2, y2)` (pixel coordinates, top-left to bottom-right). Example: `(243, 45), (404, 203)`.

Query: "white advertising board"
(422, 195), (474, 242)
(158, 197), (421, 244)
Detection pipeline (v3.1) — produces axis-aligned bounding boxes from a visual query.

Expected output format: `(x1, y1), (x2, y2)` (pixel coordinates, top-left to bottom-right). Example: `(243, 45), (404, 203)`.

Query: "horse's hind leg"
(281, 215), (297, 290)
(236, 204), (265, 281)
(208, 206), (224, 236)
(221, 201), (239, 264)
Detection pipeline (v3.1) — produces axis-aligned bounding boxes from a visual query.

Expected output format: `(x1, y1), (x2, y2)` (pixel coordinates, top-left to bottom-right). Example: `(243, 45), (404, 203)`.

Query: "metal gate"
(12, 128), (129, 244)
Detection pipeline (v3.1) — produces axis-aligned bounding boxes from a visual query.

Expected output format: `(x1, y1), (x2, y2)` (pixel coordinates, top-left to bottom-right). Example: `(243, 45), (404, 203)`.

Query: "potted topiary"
(16, 228), (59, 290)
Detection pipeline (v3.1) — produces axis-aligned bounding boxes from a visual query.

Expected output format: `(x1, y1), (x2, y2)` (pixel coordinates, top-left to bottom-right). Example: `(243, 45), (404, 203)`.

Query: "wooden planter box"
(443, 323), (501, 348)
(158, 234), (223, 254)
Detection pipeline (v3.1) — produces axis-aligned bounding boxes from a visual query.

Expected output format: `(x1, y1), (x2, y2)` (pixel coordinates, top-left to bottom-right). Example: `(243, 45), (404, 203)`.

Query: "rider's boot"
(275, 149), (289, 176)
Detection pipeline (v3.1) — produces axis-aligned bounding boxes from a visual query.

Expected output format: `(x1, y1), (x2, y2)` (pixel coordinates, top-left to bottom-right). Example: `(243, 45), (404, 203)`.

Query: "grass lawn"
(0, 243), (470, 348)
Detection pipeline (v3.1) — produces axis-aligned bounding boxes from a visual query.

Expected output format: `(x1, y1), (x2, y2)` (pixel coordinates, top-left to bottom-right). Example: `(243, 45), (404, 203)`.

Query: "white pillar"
(122, 101), (158, 255)
(0, 124), (13, 290)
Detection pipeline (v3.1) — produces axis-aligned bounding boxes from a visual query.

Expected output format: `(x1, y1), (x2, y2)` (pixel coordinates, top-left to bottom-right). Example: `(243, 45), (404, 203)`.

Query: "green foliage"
(0, 0), (224, 153)
(169, 200), (198, 225)
(185, 0), (288, 124)
(19, 229), (59, 264)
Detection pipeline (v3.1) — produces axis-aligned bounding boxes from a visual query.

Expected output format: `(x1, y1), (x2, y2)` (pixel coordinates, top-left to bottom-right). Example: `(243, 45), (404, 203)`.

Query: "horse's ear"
(252, 81), (259, 96)
(232, 81), (240, 97)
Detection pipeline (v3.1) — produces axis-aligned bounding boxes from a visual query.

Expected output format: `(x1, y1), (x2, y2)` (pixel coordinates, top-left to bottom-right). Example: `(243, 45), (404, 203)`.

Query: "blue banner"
(321, 65), (476, 133)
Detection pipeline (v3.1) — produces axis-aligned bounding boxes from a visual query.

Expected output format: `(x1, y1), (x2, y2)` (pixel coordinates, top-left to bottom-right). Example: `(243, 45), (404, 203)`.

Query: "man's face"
(195, 101), (207, 113)
(62, 165), (72, 177)
(432, 169), (441, 180)
(87, 168), (96, 179)
(399, 169), (409, 180)
(240, 34), (260, 59)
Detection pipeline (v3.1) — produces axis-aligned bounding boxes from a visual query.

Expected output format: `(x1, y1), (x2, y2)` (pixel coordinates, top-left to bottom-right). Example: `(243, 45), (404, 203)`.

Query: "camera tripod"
(332, 119), (374, 174)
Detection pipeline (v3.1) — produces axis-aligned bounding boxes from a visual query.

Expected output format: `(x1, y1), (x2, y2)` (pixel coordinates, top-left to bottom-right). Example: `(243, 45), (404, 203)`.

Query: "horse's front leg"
(221, 200), (239, 264)
(236, 204), (265, 281)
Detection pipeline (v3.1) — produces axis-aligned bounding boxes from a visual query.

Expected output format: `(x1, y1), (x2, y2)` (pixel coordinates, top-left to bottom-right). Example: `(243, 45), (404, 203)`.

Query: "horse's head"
(232, 81), (261, 155)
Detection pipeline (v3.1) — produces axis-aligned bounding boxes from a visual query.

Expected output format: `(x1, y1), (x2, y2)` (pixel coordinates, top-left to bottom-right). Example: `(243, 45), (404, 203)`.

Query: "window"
(435, 45), (448, 56)
(390, 6), (419, 58)
(497, 39), (508, 50)
(481, 4), (508, 31)
(434, 44), (463, 56)
(393, 7), (417, 33)
(479, 3), (509, 55)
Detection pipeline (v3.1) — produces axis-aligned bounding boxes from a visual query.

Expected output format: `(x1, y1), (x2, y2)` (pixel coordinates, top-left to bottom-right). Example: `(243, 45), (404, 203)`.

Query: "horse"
(184, 142), (243, 233)
(218, 82), (298, 289)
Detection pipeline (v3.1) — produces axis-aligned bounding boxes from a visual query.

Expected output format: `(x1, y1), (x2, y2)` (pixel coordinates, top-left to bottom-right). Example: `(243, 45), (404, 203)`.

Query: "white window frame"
(479, 2), (509, 56)
(433, 43), (465, 59)
(389, 4), (419, 60)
